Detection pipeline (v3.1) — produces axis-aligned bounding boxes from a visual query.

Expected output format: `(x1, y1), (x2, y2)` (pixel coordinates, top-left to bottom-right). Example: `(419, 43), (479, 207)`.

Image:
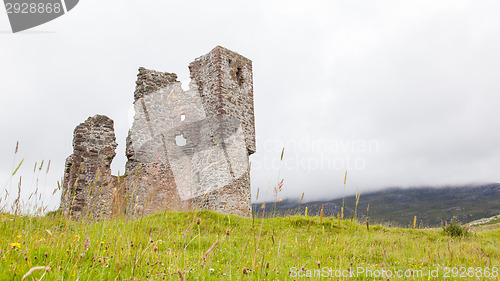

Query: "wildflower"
(74, 235), (80, 238)
(11, 242), (21, 248)
(16, 235), (22, 239)
(196, 218), (201, 225)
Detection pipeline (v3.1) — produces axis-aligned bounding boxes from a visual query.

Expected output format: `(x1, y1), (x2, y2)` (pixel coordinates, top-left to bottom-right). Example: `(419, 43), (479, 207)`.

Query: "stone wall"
(187, 46), (255, 216)
(60, 46), (255, 218)
(60, 115), (123, 218)
(189, 46), (255, 155)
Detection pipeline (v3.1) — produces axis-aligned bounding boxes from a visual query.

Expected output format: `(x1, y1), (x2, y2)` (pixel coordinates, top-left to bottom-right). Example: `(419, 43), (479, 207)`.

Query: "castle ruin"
(60, 46), (255, 218)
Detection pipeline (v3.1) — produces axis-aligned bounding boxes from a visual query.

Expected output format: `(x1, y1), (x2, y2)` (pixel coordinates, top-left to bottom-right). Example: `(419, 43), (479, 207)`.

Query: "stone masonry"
(60, 115), (125, 218)
(60, 46), (255, 218)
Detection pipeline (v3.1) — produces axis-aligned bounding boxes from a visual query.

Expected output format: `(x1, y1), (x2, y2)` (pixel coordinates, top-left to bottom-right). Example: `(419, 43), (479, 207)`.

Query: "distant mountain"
(251, 183), (500, 227)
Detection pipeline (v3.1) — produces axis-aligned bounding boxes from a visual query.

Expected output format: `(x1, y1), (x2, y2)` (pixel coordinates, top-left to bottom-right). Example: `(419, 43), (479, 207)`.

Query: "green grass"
(1, 211), (499, 280)
(469, 215), (500, 232)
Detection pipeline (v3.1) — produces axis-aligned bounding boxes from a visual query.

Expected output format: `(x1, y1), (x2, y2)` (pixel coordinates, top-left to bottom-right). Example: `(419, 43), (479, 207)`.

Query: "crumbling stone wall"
(123, 67), (186, 216)
(60, 46), (255, 218)
(60, 115), (123, 218)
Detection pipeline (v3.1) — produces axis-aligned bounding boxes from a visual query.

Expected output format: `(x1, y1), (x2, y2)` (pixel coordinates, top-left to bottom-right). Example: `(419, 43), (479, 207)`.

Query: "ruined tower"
(60, 115), (125, 218)
(60, 46), (255, 218)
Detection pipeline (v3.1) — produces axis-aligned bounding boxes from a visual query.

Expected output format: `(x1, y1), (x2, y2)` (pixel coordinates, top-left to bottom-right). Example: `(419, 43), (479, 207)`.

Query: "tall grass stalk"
(354, 186), (361, 220)
(273, 148), (285, 218)
(341, 170), (347, 219)
(320, 205), (324, 223)
(252, 202), (266, 269)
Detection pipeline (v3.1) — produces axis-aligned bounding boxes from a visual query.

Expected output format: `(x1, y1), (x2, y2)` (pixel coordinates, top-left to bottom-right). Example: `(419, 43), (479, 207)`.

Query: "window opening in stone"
(236, 67), (244, 86)
(175, 134), (187, 146)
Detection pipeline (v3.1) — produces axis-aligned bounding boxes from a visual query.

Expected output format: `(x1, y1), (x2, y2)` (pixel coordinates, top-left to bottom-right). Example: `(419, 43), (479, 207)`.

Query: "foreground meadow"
(1, 210), (499, 280)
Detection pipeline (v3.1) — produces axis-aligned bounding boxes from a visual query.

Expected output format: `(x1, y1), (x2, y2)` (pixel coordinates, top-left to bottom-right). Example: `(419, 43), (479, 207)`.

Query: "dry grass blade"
(166, 88), (175, 102)
(203, 239), (220, 259)
(177, 270), (184, 281)
(280, 148), (284, 161)
(356, 190), (360, 204)
(21, 266), (50, 280)
(84, 237), (91, 252)
(277, 179), (284, 192)
(320, 205), (324, 223)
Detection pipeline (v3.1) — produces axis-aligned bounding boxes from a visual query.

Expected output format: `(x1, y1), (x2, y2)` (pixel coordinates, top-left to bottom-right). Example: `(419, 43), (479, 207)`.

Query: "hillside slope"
(253, 183), (500, 227)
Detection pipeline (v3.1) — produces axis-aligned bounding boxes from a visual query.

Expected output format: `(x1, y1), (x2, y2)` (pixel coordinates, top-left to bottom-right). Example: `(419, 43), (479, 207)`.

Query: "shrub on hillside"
(443, 219), (469, 237)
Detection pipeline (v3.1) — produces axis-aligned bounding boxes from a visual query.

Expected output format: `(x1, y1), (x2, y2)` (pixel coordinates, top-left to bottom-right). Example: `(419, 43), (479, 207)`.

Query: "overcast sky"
(1, 0), (500, 211)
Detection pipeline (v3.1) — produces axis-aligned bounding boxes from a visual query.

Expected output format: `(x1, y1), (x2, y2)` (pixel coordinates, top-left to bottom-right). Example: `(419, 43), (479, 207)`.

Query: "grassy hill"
(1, 210), (499, 280)
(254, 183), (500, 227)
(469, 215), (500, 232)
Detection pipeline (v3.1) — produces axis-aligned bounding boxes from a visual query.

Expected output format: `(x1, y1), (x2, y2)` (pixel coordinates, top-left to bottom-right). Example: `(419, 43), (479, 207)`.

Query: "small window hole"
(236, 67), (244, 86)
(175, 134), (187, 146)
